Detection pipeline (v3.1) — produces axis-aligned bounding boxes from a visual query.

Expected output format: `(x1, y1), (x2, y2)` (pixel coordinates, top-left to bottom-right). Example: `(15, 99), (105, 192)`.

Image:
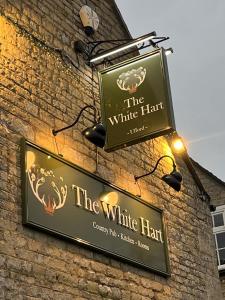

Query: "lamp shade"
(170, 170), (182, 183)
(82, 122), (106, 148)
(161, 170), (182, 192)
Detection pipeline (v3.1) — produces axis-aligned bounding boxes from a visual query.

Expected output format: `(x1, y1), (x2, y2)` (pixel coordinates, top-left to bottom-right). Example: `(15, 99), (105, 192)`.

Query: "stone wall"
(193, 160), (225, 299)
(221, 277), (225, 299)
(193, 160), (225, 207)
(0, 0), (223, 299)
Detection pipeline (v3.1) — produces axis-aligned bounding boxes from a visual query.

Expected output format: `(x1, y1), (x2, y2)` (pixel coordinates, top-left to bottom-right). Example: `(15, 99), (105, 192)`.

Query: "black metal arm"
(52, 105), (99, 136)
(134, 155), (176, 181)
(74, 32), (170, 66)
(87, 36), (169, 56)
(89, 37), (169, 63)
(87, 38), (133, 57)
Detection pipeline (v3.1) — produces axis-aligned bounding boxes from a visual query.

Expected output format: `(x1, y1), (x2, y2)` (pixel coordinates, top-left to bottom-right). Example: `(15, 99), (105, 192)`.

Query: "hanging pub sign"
(99, 48), (176, 152)
(22, 140), (170, 276)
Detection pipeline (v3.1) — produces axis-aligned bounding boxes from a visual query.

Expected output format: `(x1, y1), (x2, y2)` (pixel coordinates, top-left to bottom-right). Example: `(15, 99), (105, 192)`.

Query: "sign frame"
(99, 48), (176, 152)
(21, 139), (171, 277)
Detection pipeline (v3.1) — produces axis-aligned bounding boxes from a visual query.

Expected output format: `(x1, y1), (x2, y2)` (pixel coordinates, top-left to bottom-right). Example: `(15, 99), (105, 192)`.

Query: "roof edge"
(191, 158), (225, 188)
(112, 0), (133, 39)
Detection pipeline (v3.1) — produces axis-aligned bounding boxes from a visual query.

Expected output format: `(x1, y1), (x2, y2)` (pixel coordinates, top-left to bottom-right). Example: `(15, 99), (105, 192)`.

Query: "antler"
(117, 67), (146, 93)
(28, 167), (46, 207)
(135, 68), (146, 87)
(117, 78), (130, 91)
(28, 166), (68, 215)
(51, 181), (67, 210)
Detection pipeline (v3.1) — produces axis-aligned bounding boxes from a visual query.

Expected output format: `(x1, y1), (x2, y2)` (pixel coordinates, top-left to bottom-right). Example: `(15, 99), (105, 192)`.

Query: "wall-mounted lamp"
(169, 132), (211, 202)
(74, 32), (171, 66)
(134, 155), (182, 192)
(171, 136), (186, 154)
(165, 47), (174, 56)
(52, 105), (106, 148)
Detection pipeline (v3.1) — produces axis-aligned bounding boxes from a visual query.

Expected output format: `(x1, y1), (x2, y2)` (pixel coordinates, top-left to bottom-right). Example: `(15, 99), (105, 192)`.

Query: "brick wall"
(0, 1), (223, 299)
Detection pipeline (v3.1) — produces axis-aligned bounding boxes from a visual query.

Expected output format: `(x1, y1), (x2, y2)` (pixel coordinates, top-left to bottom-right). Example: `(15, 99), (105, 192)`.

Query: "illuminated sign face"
(22, 140), (170, 276)
(99, 48), (176, 152)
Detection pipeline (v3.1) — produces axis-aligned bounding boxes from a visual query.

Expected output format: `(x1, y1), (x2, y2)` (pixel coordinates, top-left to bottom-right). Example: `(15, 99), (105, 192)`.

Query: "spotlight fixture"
(134, 155), (182, 192)
(74, 32), (171, 65)
(169, 132), (211, 202)
(52, 105), (106, 148)
(172, 136), (186, 154)
(165, 48), (174, 56)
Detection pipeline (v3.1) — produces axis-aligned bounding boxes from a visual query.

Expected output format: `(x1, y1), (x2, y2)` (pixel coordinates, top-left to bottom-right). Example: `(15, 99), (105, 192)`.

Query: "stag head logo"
(28, 166), (67, 215)
(117, 66), (146, 94)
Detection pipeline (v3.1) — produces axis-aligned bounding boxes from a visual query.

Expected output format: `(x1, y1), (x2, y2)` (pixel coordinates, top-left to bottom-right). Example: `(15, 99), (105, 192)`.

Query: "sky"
(115, 0), (225, 181)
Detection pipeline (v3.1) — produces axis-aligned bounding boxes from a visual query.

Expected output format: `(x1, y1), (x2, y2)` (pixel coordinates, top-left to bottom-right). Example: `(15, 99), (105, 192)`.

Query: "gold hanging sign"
(99, 48), (176, 152)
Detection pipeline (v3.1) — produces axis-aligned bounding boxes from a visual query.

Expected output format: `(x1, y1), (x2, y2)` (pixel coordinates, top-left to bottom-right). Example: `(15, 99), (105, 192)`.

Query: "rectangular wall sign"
(99, 48), (176, 152)
(22, 140), (170, 276)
